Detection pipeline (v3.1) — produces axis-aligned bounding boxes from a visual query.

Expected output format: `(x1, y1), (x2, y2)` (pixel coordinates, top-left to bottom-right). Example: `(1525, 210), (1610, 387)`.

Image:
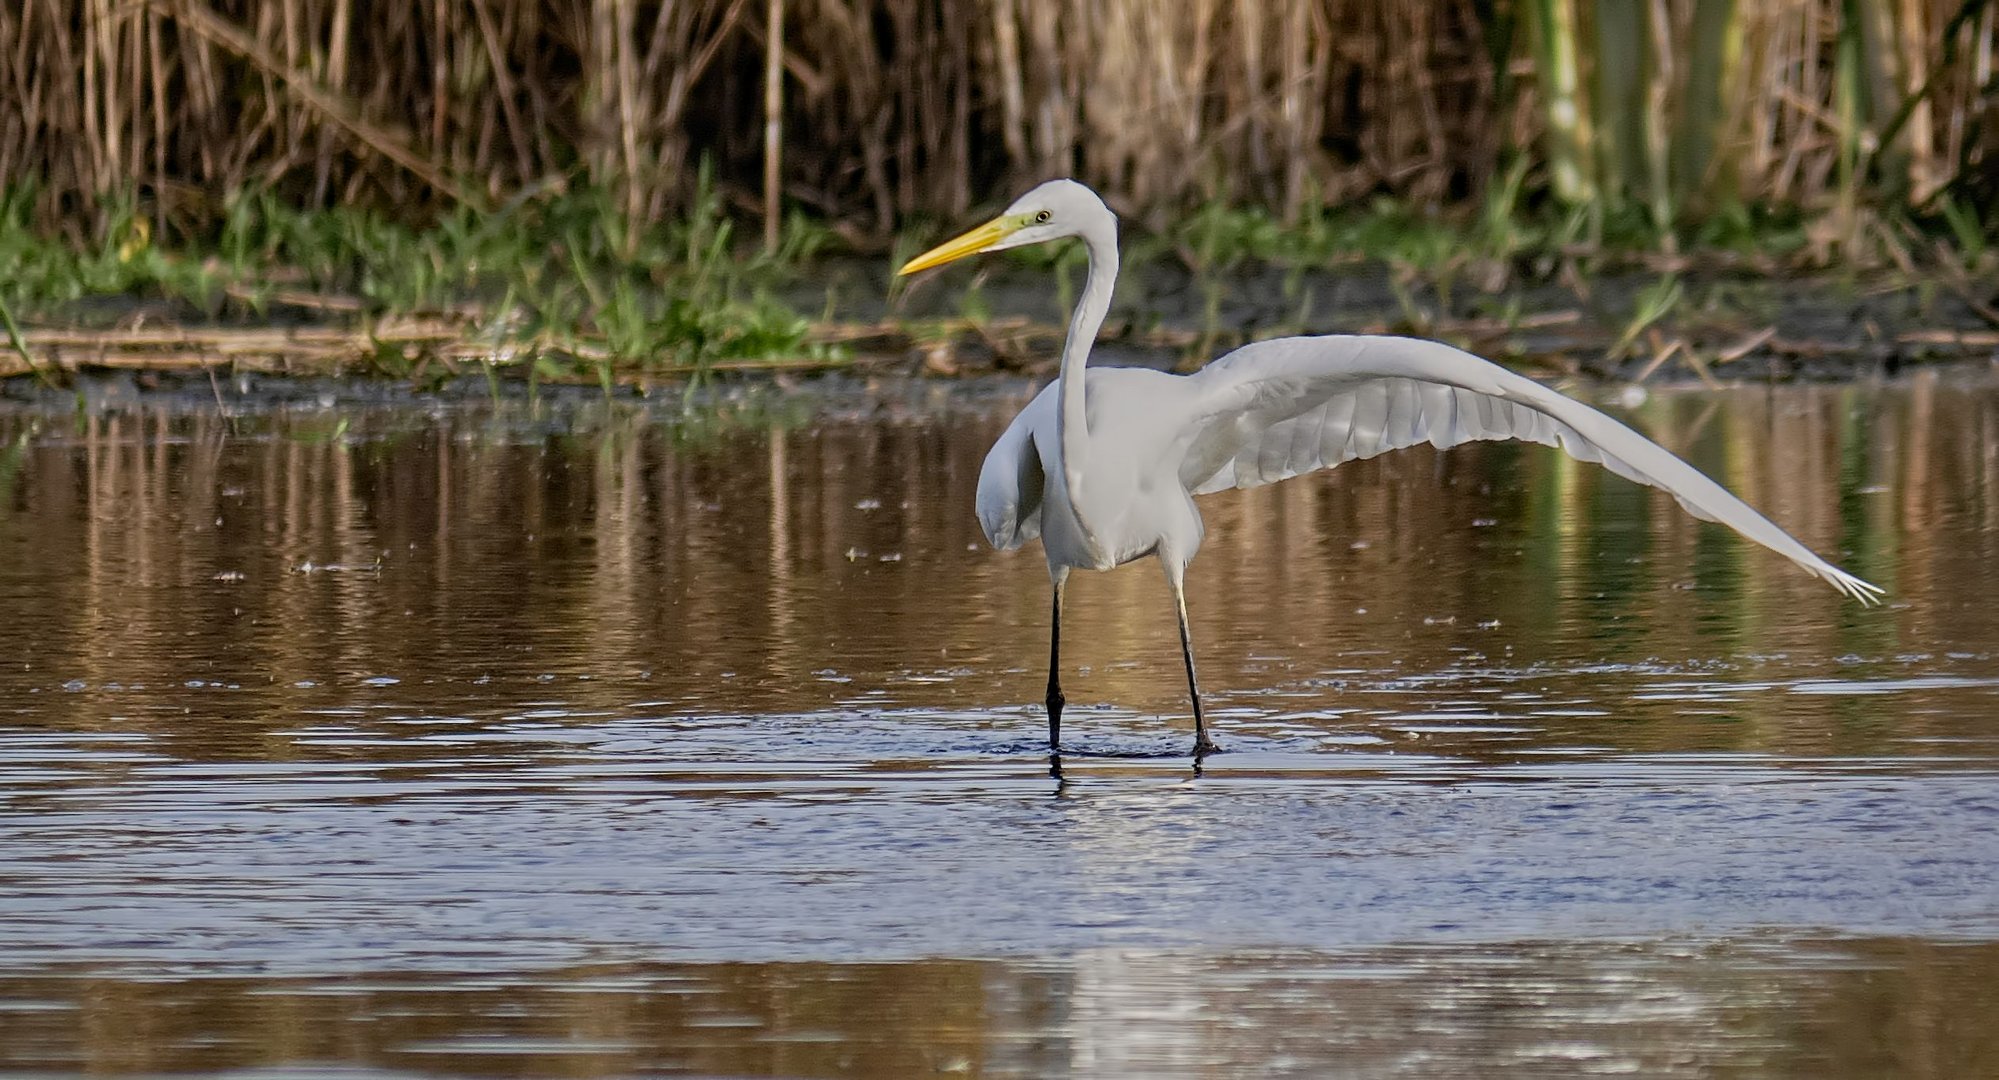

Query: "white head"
(898, 179), (1115, 275)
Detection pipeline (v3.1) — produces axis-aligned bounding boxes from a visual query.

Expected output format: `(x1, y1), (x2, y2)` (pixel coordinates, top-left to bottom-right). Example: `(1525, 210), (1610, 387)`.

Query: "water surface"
(0, 373), (1995, 1076)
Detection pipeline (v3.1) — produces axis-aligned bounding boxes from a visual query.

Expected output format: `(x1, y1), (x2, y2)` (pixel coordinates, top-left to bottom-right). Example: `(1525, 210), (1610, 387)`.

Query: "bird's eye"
(1034, 210), (1052, 224)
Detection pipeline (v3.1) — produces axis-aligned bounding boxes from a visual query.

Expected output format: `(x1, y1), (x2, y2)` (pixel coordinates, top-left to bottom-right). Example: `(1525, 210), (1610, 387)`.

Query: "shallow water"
(1, 372), (1996, 1076)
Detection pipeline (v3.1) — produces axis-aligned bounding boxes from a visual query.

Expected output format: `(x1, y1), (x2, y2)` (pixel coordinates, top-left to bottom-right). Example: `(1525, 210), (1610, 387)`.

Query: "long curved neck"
(1059, 221), (1117, 519)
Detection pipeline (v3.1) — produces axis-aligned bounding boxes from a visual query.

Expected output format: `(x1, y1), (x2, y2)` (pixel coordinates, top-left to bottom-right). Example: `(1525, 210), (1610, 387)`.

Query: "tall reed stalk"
(0, 1), (1988, 247)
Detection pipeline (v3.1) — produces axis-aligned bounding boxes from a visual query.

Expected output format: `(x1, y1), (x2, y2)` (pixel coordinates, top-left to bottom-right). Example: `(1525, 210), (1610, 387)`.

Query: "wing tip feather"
(1821, 566), (1886, 605)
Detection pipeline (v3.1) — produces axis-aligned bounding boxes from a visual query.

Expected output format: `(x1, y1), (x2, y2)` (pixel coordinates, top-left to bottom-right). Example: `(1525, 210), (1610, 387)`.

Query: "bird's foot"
(1193, 736), (1221, 758)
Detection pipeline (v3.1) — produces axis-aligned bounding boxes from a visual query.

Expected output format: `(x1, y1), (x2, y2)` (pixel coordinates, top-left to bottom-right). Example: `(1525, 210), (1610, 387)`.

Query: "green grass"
(0, 171), (844, 382)
(1, 166), (1993, 385)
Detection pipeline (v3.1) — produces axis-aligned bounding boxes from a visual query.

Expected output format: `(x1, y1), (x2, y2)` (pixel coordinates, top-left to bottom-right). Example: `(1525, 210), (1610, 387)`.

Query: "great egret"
(898, 179), (1882, 757)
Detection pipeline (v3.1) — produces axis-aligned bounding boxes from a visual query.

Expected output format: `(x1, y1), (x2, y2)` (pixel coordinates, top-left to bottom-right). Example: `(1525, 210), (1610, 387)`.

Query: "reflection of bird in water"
(899, 180), (1882, 759)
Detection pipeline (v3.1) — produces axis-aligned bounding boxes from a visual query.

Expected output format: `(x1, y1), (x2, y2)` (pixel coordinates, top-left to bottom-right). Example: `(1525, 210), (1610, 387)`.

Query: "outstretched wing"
(1175, 334), (1882, 602)
(975, 395), (1048, 550)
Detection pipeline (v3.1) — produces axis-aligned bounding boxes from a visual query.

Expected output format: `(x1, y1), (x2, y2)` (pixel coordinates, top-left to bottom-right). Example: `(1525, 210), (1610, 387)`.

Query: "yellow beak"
(897, 217), (1017, 276)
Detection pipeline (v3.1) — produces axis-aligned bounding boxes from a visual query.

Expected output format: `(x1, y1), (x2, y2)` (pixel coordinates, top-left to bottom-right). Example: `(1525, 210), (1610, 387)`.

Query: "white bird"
(898, 179), (1882, 757)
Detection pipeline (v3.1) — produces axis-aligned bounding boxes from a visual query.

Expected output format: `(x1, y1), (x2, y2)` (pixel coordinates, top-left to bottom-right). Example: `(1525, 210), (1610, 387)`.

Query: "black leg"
(1044, 578), (1066, 753)
(1175, 588), (1217, 757)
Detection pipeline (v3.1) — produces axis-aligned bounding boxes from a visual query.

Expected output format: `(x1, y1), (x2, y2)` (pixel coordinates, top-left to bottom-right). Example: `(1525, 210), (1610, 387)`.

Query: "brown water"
(1, 372), (1996, 1077)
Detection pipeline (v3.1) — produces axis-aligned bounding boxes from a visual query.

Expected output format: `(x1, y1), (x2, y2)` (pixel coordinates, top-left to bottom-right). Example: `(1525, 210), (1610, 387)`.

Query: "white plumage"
(904, 179), (1881, 757)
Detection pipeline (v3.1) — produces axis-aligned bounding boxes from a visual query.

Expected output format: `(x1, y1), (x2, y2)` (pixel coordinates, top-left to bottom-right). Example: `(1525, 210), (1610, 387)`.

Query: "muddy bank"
(4, 360), (1997, 432)
(0, 366), (1033, 421)
(867, 258), (1999, 382)
(6, 261), (1995, 387)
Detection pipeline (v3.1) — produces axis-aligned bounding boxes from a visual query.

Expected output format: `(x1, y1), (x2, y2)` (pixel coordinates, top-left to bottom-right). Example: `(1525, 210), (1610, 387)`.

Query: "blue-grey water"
(0, 373), (1995, 1076)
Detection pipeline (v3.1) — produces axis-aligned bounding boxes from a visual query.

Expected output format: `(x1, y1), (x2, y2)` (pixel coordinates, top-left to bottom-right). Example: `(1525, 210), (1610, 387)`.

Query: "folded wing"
(976, 400), (1047, 550)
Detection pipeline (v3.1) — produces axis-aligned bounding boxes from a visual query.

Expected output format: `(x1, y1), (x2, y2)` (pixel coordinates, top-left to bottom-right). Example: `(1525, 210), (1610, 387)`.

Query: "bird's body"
(900, 179), (1881, 758)
(977, 365), (1206, 572)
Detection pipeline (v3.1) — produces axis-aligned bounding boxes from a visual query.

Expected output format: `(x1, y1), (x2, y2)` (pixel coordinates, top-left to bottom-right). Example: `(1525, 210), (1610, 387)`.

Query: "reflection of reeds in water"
(4, 391), (1999, 1075)
(0, 2), (1989, 236)
(14, 940), (1994, 1074)
(13, 958), (1006, 1074)
(0, 378), (1990, 755)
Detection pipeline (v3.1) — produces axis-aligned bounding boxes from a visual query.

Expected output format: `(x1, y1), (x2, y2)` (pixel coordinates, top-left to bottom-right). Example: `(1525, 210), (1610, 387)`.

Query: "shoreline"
(5, 319), (1993, 396)
(3, 358), (1994, 423)
(7, 259), (1995, 390)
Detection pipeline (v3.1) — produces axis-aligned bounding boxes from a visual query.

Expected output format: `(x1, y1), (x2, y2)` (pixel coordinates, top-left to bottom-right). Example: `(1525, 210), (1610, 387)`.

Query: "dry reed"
(0, 1), (1990, 242)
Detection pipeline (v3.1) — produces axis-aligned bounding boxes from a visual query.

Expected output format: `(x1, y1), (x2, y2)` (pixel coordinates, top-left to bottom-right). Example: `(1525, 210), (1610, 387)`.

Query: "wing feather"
(1176, 335), (1881, 602)
(976, 399), (1047, 550)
